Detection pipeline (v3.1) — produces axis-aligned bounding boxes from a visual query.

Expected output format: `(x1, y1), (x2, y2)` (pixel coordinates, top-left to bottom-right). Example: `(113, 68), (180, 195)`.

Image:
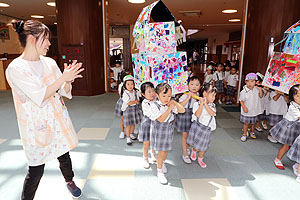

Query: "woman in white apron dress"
(6, 20), (84, 199)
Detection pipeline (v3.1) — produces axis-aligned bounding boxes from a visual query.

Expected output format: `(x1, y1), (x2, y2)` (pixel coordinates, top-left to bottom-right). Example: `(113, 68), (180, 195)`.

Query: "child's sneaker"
(151, 151), (157, 163)
(130, 133), (137, 140)
(250, 132), (256, 139)
(126, 137), (132, 145)
(274, 158), (285, 170)
(119, 132), (125, 139)
(182, 155), (192, 164)
(162, 162), (168, 174)
(296, 176), (300, 184)
(255, 126), (263, 132)
(241, 135), (247, 142)
(190, 150), (197, 161)
(293, 163), (299, 176)
(187, 148), (191, 156)
(268, 135), (278, 143)
(143, 158), (150, 169)
(261, 121), (268, 130)
(241, 130), (249, 142)
(157, 171), (168, 185)
(198, 157), (207, 168)
(218, 99), (222, 104)
(66, 181), (82, 198)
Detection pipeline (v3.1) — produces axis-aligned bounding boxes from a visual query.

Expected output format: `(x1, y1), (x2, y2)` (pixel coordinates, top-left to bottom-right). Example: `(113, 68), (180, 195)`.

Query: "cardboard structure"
(132, 0), (188, 94)
(263, 21), (300, 93)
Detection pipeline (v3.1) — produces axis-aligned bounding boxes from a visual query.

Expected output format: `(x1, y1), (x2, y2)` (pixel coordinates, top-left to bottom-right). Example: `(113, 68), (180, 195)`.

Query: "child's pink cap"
(245, 73), (257, 81)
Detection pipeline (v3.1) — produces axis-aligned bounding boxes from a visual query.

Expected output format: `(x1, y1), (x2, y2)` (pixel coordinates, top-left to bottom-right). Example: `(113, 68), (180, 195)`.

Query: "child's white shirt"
(121, 90), (139, 111)
(118, 82), (123, 96)
(191, 102), (216, 131)
(111, 82), (117, 87)
(179, 93), (199, 109)
(265, 90), (271, 115)
(224, 71), (230, 82)
(239, 86), (263, 117)
(227, 74), (239, 87)
(141, 99), (154, 118)
(148, 100), (178, 122)
(213, 71), (224, 81)
(111, 66), (123, 80)
(204, 74), (214, 84)
(284, 101), (300, 122)
(269, 91), (288, 115)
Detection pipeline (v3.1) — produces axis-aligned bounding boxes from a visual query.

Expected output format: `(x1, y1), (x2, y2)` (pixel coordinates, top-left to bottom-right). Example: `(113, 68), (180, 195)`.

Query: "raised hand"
(168, 100), (176, 109)
(62, 60), (84, 82)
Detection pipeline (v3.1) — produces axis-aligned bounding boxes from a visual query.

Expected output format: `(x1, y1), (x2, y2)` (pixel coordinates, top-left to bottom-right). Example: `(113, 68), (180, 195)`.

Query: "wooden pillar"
(241, 0), (300, 81)
(56, 0), (105, 96)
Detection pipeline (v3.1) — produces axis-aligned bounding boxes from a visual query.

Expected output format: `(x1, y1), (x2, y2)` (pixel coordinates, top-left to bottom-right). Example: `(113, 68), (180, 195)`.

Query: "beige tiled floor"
(34, 177), (86, 200)
(0, 139), (7, 145)
(77, 128), (110, 140)
(181, 178), (240, 200)
(88, 154), (142, 179)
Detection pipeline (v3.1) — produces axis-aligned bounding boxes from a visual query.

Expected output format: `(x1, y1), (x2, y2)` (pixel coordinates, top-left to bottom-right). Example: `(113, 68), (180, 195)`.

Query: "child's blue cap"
(245, 73), (258, 81)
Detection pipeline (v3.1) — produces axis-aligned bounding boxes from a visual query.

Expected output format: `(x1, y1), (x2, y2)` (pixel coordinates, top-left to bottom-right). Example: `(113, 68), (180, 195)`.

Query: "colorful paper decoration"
(132, 0), (188, 95)
(262, 52), (300, 93)
(132, 1), (159, 52)
(132, 53), (151, 90)
(132, 52), (188, 94)
(148, 22), (177, 55)
(283, 21), (300, 54)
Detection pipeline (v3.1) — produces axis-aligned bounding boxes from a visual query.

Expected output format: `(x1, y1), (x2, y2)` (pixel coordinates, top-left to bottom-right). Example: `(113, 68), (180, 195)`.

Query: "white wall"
(0, 15), (22, 54)
(207, 33), (229, 55)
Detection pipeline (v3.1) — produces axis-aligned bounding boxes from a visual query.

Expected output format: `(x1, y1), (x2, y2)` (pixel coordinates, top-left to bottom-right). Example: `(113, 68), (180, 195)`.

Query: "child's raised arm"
(273, 91), (283, 101)
(156, 103), (176, 123)
(179, 93), (192, 107)
(204, 101), (216, 116)
(173, 100), (185, 113)
(258, 87), (264, 98)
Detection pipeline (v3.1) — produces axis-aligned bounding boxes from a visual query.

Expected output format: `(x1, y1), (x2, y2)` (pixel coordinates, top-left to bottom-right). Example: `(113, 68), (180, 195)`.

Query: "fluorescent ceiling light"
(47, 2), (56, 7)
(128, 0), (145, 4)
(229, 19), (240, 22)
(187, 29), (199, 36)
(222, 9), (237, 14)
(0, 3), (10, 7)
(31, 15), (44, 19)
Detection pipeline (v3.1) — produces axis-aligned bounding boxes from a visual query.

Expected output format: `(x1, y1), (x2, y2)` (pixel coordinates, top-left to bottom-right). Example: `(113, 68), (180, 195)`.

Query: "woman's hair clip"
(15, 20), (24, 34)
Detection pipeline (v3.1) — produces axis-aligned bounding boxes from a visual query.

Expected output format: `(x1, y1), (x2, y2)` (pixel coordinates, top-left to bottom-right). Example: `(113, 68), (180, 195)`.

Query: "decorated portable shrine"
(132, 0), (188, 94)
(263, 21), (300, 94)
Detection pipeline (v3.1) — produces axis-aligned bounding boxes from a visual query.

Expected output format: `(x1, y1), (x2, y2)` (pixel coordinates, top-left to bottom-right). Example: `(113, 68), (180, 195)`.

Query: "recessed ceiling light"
(222, 9), (237, 14)
(31, 15), (44, 19)
(0, 3), (10, 7)
(229, 19), (240, 22)
(54, 22), (57, 24)
(47, 2), (55, 7)
(128, 0), (145, 4)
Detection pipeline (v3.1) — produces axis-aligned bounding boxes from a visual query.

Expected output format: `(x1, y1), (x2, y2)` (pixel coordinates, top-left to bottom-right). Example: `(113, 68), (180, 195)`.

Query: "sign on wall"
(0, 22), (9, 40)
